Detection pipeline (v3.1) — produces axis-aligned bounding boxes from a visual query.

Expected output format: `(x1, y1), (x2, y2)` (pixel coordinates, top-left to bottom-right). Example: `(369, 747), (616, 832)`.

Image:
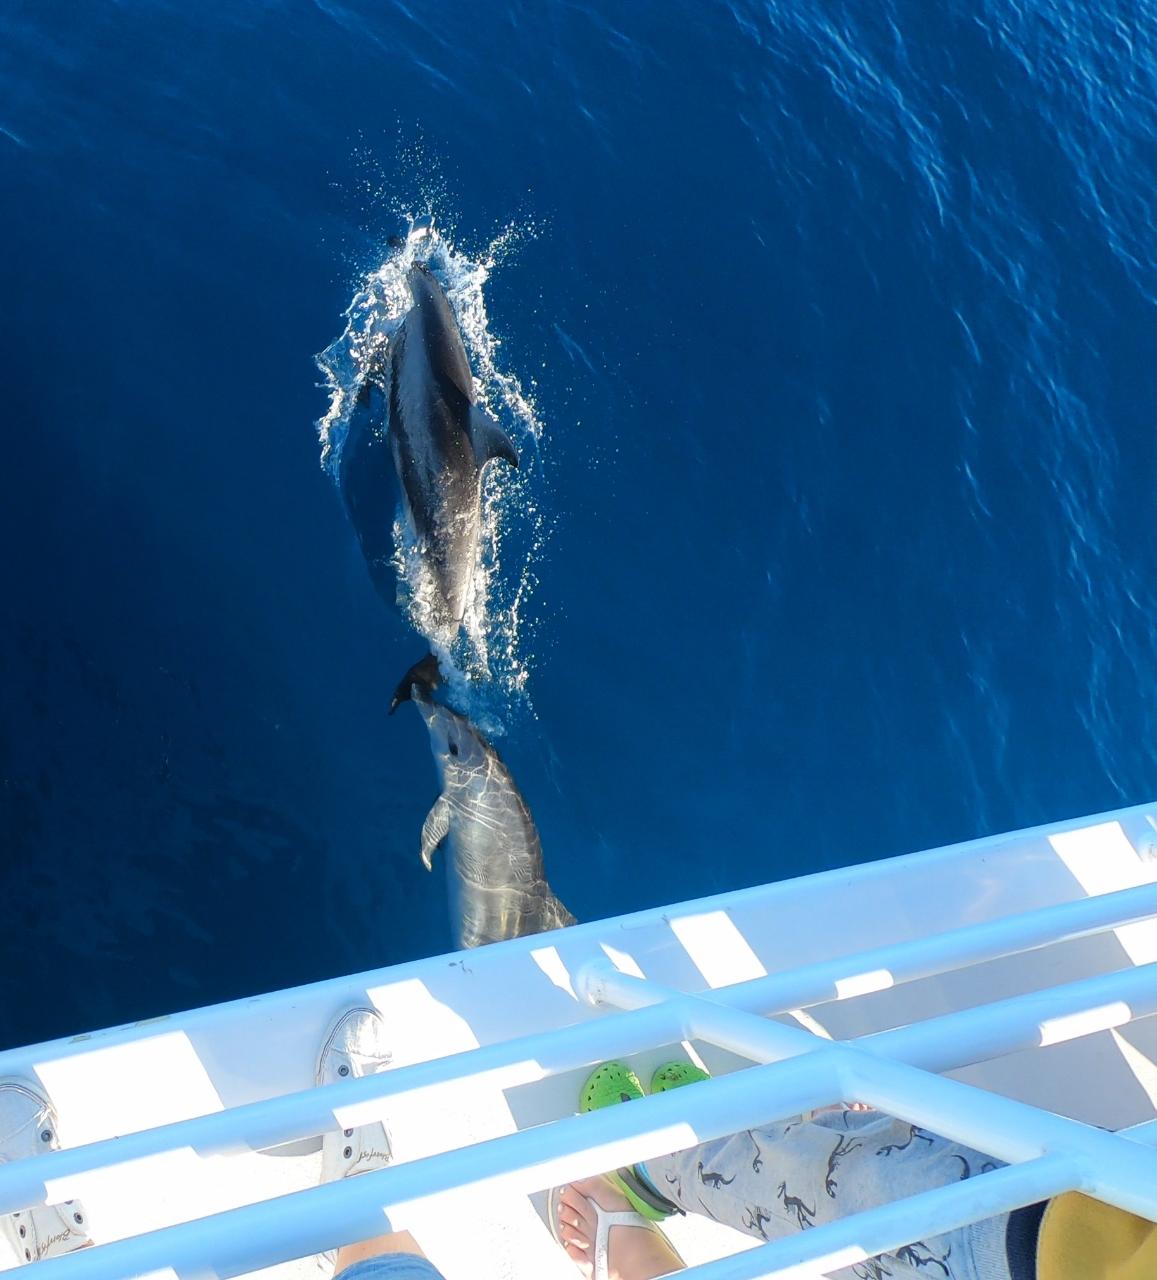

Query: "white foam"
(315, 216), (546, 718)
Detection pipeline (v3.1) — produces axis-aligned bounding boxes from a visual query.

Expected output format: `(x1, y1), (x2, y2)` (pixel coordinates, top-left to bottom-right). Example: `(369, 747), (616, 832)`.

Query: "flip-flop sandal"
(548, 1183), (683, 1280)
(576, 1063), (675, 1221)
(650, 1061), (711, 1093)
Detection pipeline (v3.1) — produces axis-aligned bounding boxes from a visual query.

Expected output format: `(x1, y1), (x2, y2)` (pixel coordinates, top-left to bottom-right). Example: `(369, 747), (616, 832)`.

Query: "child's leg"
(644, 1108), (1032, 1280)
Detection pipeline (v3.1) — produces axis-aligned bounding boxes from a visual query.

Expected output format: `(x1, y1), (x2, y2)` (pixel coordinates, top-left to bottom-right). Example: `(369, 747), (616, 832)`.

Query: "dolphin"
(342, 261), (518, 627)
(390, 654), (576, 949)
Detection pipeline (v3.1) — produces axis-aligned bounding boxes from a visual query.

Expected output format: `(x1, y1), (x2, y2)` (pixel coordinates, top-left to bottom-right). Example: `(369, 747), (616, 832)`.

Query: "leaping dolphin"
(391, 654), (575, 949)
(342, 260), (518, 629)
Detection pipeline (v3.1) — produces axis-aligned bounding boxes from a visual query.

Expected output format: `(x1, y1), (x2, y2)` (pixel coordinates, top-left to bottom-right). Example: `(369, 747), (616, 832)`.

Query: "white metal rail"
(2, 882), (1156, 1215)
(12, 877), (1157, 1279)
(6, 953), (1157, 1220)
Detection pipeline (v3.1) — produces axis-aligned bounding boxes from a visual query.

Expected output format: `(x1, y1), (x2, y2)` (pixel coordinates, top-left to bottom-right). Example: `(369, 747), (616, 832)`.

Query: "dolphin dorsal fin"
(468, 406), (519, 470)
(389, 652), (444, 713)
(420, 794), (452, 871)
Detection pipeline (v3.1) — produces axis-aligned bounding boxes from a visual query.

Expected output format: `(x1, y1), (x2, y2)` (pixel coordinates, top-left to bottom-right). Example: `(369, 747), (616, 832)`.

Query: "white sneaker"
(315, 1008), (394, 1182)
(0, 1079), (91, 1264)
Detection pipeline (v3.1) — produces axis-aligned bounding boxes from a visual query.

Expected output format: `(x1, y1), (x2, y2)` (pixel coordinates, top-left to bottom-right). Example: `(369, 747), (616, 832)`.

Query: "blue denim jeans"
(337, 1255), (446, 1280)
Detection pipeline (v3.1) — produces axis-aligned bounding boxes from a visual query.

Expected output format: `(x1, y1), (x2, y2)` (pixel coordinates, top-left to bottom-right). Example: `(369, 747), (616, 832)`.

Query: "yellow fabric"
(1037, 1192), (1157, 1280)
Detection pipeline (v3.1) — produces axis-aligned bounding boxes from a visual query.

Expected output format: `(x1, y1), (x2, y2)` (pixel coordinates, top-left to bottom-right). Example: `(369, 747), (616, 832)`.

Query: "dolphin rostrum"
(342, 261), (518, 628)
(390, 655), (575, 949)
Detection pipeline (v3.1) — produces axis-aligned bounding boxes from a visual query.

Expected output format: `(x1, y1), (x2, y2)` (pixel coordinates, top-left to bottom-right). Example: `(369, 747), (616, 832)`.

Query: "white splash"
(316, 216), (546, 717)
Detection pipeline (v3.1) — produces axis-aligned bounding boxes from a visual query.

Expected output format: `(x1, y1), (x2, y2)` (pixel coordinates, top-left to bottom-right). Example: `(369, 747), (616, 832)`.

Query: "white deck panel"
(2, 802), (1157, 1277)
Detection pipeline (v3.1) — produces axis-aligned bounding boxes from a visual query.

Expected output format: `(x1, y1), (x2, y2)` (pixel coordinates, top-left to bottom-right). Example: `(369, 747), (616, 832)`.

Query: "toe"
(564, 1240), (593, 1278)
(560, 1183), (596, 1227)
(558, 1207), (590, 1249)
(561, 1227), (586, 1250)
(560, 1183), (586, 1209)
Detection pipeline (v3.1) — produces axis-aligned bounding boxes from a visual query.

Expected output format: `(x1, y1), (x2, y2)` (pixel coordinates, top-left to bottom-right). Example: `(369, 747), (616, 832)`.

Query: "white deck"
(3, 802), (1157, 1278)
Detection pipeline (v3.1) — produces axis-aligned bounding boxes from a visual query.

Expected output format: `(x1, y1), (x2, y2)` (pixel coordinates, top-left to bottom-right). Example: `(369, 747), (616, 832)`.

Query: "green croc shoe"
(576, 1062), (677, 1222)
(650, 1061), (711, 1093)
(579, 1061), (645, 1112)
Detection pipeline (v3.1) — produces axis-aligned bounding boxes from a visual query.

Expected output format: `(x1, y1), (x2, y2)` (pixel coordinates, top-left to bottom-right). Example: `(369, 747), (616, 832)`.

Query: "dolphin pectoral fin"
(551, 897), (578, 930)
(353, 372), (388, 416)
(420, 794), (451, 871)
(468, 406), (519, 470)
(354, 378), (380, 411)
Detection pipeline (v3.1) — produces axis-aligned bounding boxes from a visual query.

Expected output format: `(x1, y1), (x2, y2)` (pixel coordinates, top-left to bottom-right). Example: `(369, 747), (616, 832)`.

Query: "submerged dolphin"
(342, 261), (518, 627)
(391, 655), (575, 949)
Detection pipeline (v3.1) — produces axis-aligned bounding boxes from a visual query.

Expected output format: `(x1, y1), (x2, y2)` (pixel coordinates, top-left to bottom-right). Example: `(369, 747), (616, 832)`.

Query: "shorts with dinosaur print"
(644, 1107), (1037, 1280)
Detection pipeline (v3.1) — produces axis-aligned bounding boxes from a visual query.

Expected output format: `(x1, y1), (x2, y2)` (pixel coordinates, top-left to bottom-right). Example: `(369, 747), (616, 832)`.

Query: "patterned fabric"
(644, 1108), (1027, 1280)
(336, 1253), (447, 1280)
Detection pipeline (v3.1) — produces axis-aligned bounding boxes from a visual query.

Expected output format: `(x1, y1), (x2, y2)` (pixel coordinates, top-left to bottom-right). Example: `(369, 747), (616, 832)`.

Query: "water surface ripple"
(1, 0), (1155, 1046)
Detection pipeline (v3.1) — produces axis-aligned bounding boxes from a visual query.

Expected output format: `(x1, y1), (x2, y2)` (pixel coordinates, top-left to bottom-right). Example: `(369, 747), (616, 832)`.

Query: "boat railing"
(4, 869), (1157, 1279)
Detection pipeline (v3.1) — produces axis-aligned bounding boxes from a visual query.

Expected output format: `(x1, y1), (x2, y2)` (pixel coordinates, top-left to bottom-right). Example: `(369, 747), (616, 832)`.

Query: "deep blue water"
(2, 0), (1156, 1049)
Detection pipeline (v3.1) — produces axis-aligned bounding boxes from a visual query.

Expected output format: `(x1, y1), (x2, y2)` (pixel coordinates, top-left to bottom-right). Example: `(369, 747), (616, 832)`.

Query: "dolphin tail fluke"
(468, 406), (519, 470)
(389, 652), (444, 713)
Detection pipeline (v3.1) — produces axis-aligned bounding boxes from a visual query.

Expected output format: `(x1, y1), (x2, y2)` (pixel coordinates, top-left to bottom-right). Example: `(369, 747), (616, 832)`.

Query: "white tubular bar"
(680, 1154), (1076, 1280)
(6, 906), (1157, 1216)
(25, 1055), (856, 1280)
(21, 987), (1128, 1280)
(864, 958), (1157, 1068)
(710, 880), (1157, 1016)
(0, 998), (692, 1215)
(584, 967), (1157, 1222)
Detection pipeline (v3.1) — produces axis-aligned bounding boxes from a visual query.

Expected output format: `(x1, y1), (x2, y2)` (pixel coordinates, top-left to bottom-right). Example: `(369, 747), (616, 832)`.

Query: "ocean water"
(2, 0), (1156, 1049)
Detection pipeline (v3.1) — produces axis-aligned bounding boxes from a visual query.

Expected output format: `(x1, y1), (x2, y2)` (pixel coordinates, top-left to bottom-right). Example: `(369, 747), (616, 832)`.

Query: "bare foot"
(554, 1176), (684, 1280)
